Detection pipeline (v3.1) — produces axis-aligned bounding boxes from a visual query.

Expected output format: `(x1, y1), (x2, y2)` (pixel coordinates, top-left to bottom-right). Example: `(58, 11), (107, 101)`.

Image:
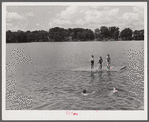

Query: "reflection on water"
(107, 71), (111, 81)
(6, 41), (144, 110)
(90, 72), (95, 82)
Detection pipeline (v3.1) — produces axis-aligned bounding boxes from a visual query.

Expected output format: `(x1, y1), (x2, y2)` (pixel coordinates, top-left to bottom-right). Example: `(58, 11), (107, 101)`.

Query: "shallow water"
(6, 41), (144, 110)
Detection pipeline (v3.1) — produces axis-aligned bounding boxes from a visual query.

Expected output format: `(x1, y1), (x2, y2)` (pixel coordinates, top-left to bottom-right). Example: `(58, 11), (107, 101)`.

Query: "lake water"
(6, 41), (144, 110)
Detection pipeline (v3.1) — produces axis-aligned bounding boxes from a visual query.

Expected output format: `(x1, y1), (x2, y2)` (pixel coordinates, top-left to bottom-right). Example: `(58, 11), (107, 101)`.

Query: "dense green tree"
(77, 31), (82, 41)
(48, 27), (94, 42)
(109, 27), (119, 40)
(94, 28), (101, 41)
(49, 27), (68, 42)
(100, 26), (109, 39)
(6, 30), (12, 43)
(15, 30), (27, 43)
(6, 26), (144, 43)
(120, 28), (133, 40)
(133, 30), (144, 40)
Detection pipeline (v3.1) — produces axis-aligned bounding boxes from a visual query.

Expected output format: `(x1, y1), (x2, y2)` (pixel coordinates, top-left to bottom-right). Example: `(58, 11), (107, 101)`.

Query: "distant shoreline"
(6, 27), (144, 43)
(6, 40), (144, 44)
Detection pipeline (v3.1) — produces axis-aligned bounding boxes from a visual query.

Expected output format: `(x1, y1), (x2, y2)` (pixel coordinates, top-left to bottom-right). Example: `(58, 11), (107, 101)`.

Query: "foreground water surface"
(6, 41), (144, 110)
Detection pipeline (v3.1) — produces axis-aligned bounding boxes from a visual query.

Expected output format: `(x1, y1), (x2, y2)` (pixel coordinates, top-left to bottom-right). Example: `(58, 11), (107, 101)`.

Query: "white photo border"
(2, 2), (148, 120)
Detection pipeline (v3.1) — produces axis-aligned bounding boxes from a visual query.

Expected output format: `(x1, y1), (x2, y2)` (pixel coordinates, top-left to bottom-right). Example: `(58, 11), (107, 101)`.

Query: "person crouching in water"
(107, 54), (111, 71)
(98, 56), (103, 71)
(83, 89), (86, 94)
(91, 55), (94, 71)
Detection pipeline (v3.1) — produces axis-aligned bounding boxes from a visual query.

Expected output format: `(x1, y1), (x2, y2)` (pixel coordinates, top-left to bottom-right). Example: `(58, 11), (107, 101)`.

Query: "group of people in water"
(81, 54), (118, 95)
(91, 54), (111, 71)
(82, 87), (117, 95)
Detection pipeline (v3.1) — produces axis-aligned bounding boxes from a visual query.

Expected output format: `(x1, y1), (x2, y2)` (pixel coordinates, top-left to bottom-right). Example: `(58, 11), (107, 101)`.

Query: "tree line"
(6, 26), (144, 43)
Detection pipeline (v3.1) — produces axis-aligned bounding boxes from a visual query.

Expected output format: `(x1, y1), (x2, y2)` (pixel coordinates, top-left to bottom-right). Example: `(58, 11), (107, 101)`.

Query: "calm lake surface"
(6, 41), (144, 110)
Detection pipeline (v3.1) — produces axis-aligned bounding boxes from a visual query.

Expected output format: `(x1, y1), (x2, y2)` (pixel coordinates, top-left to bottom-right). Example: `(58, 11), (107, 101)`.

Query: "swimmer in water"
(110, 87), (118, 95)
(113, 87), (118, 93)
(106, 54), (111, 71)
(83, 89), (86, 94)
(98, 56), (103, 71)
(82, 89), (95, 96)
(82, 89), (88, 96)
(91, 55), (94, 71)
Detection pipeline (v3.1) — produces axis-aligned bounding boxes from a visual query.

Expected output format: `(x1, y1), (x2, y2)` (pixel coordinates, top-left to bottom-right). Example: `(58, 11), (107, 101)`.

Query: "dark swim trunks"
(91, 60), (94, 65)
(99, 59), (103, 64)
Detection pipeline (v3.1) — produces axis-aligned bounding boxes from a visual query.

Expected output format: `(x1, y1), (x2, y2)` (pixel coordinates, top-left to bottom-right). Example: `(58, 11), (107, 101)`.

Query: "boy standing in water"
(98, 56), (103, 71)
(107, 54), (111, 71)
(91, 55), (94, 71)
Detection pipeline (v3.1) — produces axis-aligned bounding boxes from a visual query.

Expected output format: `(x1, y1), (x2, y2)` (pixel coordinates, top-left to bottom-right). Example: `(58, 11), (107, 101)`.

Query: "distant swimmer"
(82, 89), (95, 96)
(106, 54), (111, 71)
(83, 89), (86, 94)
(110, 87), (118, 95)
(91, 55), (94, 71)
(98, 56), (103, 71)
(113, 87), (118, 93)
(82, 89), (88, 96)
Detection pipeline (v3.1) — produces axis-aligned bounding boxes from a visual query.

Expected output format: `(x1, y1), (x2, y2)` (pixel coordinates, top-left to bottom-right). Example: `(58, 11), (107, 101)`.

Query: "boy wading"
(107, 54), (111, 71)
(98, 56), (103, 71)
(91, 55), (94, 71)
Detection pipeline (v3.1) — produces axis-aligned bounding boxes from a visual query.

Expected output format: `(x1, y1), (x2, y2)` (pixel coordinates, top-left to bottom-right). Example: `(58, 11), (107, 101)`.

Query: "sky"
(6, 5), (144, 32)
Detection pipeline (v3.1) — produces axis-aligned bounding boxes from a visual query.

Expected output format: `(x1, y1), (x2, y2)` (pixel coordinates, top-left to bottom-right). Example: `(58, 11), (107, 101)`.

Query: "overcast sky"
(6, 6), (144, 32)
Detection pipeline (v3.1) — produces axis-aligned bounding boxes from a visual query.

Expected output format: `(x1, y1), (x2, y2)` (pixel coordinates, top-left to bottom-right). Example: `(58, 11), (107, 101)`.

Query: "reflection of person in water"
(90, 71), (95, 83)
(98, 71), (103, 81)
(107, 71), (111, 81)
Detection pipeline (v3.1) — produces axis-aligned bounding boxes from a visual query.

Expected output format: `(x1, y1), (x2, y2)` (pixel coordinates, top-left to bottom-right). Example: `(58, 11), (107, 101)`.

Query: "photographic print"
(2, 2), (147, 120)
